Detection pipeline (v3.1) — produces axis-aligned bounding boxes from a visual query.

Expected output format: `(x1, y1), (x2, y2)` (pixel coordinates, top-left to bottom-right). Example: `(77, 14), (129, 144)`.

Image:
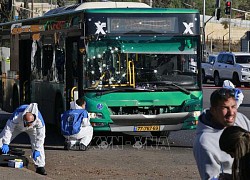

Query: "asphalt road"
(0, 85), (249, 179)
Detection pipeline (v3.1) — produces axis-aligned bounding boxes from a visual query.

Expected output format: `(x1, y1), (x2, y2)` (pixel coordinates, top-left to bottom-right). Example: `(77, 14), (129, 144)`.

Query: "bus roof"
(84, 8), (199, 14)
(76, 2), (151, 9)
(44, 2), (150, 16)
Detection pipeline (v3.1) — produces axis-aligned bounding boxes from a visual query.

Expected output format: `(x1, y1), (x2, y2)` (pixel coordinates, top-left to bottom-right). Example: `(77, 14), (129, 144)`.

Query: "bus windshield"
(84, 36), (199, 90)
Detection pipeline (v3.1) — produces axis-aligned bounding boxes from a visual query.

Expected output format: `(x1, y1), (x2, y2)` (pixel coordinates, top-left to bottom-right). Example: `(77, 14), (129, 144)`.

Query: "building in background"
(13, 0), (57, 19)
(241, 31), (250, 52)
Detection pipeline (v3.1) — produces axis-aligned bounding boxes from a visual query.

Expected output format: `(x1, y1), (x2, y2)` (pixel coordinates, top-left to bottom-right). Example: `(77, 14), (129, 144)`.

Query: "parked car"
(201, 54), (217, 83)
(213, 52), (250, 87)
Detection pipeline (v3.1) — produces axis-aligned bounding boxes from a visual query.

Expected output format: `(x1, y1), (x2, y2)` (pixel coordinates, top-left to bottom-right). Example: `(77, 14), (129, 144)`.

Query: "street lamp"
(202, 0), (222, 56)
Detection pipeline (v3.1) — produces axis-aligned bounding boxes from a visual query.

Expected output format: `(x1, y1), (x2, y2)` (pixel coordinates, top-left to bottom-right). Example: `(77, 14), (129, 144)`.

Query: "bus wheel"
(54, 94), (64, 134)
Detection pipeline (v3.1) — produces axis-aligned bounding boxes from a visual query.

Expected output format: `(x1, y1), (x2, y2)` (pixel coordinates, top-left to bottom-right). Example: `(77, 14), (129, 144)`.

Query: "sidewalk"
(0, 166), (53, 180)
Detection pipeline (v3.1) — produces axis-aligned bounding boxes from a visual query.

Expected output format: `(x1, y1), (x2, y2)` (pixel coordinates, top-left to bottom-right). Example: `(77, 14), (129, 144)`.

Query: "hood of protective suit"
(223, 80), (235, 88)
(22, 103), (39, 120)
(70, 101), (82, 109)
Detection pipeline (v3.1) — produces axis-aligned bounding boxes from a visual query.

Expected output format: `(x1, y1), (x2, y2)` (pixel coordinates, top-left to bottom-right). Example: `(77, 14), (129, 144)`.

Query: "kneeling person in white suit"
(63, 98), (93, 151)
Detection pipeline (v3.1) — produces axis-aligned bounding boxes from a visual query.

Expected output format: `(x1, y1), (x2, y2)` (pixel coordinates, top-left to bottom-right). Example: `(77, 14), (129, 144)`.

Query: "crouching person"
(61, 98), (93, 151)
(0, 103), (47, 175)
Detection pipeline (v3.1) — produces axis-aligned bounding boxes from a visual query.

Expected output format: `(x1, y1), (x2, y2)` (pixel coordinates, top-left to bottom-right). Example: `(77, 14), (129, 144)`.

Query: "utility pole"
(223, 32), (229, 51)
(31, 0), (34, 18)
(229, 4), (231, 52)
(202, 0), (206, 60)
(225, 0), (232, 51)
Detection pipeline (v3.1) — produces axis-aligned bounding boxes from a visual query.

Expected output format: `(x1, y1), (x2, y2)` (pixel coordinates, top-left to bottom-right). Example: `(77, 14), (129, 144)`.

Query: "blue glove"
(1, 144), (9, 154)
(32, 150), (41, 161)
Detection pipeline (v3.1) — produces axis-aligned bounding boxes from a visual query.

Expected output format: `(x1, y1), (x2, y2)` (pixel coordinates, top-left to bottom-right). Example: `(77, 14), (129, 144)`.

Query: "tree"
(0, 0), (12, 22)
(18, 0), (29, 20)
(57, 0), (65, 7)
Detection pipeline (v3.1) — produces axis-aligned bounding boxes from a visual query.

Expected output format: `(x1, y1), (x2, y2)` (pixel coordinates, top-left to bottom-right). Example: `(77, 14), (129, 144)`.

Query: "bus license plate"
(135, 126), (160, 131)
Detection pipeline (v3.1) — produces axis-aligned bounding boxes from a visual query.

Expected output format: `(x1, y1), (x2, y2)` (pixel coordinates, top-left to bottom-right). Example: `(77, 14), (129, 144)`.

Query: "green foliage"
(20, 0), (29, 19)
(57, 0), (65, 7)
(1, 0), (249, 22)
(0, 0), (11, 22)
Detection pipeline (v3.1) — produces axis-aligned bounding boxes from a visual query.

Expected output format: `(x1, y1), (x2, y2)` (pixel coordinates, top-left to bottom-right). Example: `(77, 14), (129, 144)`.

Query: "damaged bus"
(0, 1), (202, 135)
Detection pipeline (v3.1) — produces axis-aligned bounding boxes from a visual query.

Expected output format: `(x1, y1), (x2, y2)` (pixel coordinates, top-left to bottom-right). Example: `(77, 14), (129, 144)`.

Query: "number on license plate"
(135, 126), (160, 131)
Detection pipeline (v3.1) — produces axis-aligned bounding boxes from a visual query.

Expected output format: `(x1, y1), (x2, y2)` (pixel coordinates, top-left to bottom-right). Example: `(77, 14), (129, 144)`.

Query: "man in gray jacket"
(0, 103), (47, 175)
(193, 88), (250, 180)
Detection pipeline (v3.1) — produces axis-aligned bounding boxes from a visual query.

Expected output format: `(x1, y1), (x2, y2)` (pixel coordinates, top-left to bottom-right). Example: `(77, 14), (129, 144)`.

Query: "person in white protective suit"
(0, 103), (47, 175)
(64, 98), (93, 151)
(223, 80), (244, 108)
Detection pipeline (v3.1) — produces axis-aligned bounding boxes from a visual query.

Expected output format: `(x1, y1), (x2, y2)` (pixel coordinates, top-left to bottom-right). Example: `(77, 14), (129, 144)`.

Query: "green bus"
(0, 2), (202, 135)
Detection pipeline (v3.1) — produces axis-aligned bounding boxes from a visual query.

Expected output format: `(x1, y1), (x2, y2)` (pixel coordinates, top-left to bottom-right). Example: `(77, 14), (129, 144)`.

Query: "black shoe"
(79, 143), (87, 151)
(36, 167), (47, 175)
(64, 142), (71, 150)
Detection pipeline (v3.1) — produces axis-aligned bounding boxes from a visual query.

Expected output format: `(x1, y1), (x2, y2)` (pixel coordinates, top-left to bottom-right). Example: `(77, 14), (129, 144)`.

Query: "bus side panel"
(30, 81), (65, 125)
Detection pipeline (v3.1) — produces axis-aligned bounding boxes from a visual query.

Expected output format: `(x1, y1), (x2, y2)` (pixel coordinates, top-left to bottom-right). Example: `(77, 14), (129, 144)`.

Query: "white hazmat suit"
(223, 80), (244, 108)
(0, 103), (46, 167)
(64, 101), (93, 148)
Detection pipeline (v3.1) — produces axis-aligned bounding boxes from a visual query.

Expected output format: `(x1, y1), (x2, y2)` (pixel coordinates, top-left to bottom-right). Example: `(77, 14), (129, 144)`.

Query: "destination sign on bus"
(107, 17), (178, 34)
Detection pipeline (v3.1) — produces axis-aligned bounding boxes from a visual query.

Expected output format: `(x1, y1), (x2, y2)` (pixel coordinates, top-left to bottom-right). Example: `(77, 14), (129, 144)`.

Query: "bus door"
(19, 39), (32, 106)
(65, 37), (81, 108)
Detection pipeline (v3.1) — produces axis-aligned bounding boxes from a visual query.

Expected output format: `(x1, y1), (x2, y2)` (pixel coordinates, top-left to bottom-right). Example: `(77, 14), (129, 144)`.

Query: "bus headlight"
(192, 111), (201, 117)
(88, 112), (103, 119)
